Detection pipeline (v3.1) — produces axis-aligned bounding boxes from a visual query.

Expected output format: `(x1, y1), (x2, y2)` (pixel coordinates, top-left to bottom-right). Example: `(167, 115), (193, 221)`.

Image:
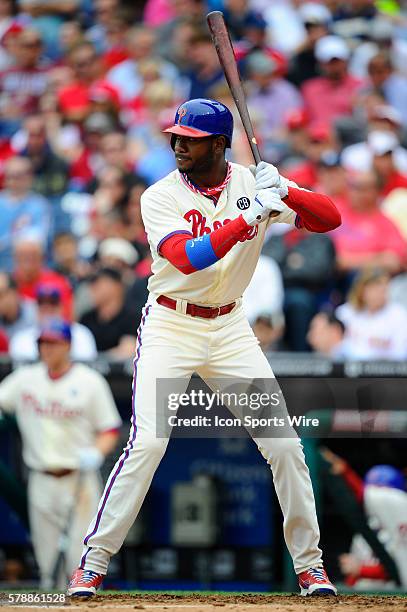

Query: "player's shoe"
(298, 566), (337, 596)
(67, 568), (104, 597)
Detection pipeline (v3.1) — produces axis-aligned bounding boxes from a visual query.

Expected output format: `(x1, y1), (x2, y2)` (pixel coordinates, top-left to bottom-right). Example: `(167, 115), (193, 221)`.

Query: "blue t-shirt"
(0, 190), (50, 271)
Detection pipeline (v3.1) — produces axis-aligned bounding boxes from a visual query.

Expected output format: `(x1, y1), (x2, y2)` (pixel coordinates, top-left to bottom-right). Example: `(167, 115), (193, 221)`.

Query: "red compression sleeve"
(358, 564), (388, 581)
(342, 464), (365, 504)
(160, 215), (250, 275)
(283, 187), (341, 233)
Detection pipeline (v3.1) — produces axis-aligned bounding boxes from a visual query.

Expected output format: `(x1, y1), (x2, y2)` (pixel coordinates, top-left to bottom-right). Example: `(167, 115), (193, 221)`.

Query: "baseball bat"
(206, 11), (261, 165)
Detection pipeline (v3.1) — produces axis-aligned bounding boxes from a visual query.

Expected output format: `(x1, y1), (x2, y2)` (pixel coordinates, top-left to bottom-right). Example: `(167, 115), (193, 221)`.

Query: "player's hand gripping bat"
(206, 11), (280, 216)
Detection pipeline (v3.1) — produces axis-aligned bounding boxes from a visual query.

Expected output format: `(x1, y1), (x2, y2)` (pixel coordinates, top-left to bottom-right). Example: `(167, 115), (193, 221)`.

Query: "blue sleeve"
(185, 234), (218, 270)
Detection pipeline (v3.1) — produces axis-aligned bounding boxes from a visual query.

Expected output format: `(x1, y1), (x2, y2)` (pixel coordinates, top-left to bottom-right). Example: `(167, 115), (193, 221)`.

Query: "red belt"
(42, 469), (76, 478)
(157, 295), (236, 319)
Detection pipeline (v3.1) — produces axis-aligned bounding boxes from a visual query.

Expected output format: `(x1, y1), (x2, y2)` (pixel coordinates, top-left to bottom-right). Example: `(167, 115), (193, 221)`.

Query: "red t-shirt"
(302, 74), (363, 126)
(57, 82), (91, 116)
(331, 206), (407, 261)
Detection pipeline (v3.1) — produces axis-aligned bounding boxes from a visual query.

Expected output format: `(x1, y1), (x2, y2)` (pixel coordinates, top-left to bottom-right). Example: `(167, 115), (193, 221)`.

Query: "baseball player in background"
(321, 451), (407, 590)
(68, 99), (341, 597)
(0, 319), (122, 589)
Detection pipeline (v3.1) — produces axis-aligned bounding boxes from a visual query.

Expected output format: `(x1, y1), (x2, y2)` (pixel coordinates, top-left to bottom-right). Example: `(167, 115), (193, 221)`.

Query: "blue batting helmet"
(364, 465), (405, 491)
(163, 98), (234, 147)
(38, 318), (72, 344)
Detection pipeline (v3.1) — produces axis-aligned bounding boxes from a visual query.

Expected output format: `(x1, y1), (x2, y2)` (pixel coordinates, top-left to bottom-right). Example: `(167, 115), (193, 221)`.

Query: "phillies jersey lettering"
(184, 209), (258, 241)
(0, 363), (121, 471)
(141, 163), (296, 305)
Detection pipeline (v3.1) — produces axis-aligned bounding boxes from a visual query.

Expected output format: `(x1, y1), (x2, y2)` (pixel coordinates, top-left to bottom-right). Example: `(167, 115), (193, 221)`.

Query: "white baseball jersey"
(364, 485), (407, 588)
(0, 363), (122, 471)
(141, 163), (296, 305)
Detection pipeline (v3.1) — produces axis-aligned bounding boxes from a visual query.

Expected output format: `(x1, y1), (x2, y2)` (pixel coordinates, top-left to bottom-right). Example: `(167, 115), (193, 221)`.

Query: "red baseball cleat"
(67, 568), (104, 597)
(298, 566), (337, 596)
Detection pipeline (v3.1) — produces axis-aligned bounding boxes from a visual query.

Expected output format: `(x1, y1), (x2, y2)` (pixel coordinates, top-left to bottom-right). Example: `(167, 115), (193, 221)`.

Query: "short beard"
(184, 150), (216, 177)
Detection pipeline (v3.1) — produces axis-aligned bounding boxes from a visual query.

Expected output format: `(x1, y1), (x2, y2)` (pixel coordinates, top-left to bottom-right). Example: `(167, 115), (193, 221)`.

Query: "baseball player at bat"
(0, 319), (122, 589)
(68, 99), (341, 598)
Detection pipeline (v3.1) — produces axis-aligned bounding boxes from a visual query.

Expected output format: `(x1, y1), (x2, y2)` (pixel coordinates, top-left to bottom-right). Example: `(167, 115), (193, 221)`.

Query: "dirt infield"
(1, 593), (406, 612)
(70, 593), (405, 612)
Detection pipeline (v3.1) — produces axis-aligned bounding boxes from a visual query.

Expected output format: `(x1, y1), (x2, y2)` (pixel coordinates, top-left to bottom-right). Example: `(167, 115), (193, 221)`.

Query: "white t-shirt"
(243, 255), (284, 325)
(9, 323), (98, 362)
(336, 302), (407, 360)
(141, 163), (296, 306)
(0, 363), (122, 471)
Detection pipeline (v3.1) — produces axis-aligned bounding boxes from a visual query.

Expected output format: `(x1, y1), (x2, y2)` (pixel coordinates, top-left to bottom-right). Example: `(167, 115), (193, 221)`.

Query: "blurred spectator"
(69, 112), (116, 188)
(18, 113), (69, 200)
(97, 236), (149, 316)
(98, 237), (138, 283)
(331, 170), (407, 274)
(302, 35), (363, 127)
(13, 236), (73, 320)
(155, 1), (204, 59)
(246, 50), (302, 148)
(263, 227), (336, 351)
(366, 52), (407, 126)
(282, 124), (338, 193)
(223, 0), (266, 42)
(0, 156), (49, 271)
(279, 109), (310, 166)
(0, 271), (37, 338)
(314, 151), (350, 214)
(80, 267), (138, 359)
(52, 232), (90, 289)
(58, 19), (82, 58)
(0, 0), (19, 72)
(336, 268), (407, 360)
(86, 0), (120, 54)
(183, 28), (224, 99)
(343, 131), (407, 177)
(340, 110), (407, 174)
(243, 254), (285, 352)
(107, 26), (182, 103)
(288, 2), (331, 87)
(307, 310), (346, 360)
(371, 136), (407, 197)
(17, 0), (79, 61)
(10, 284), (97, 361)
(0, 28), (49, 129)
(57, 41), (102, 123)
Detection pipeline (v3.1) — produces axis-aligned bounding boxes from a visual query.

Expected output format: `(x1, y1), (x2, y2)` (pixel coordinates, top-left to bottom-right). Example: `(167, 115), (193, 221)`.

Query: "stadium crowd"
(0, 0), (407, 359)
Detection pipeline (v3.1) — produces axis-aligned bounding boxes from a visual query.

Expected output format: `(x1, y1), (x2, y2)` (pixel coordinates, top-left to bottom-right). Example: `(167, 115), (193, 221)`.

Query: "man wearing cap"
(288, 2), (331, 86)
(302, 35), (363, 126)
(9, 284), (97, 362)
(0, 318), (121, 588)
(69, 98), (341, 597)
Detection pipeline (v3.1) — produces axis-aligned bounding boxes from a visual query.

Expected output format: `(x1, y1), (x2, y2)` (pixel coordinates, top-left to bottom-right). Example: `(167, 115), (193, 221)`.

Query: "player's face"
(39, 339), (71, 369)
(173, 135), (219, 174)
